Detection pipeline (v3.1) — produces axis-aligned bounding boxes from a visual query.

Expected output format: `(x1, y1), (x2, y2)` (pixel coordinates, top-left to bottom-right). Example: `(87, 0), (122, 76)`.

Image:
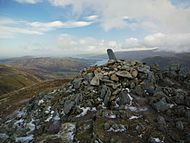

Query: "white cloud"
(56, 32), (190, 56)
(85, 15), (99, 21)
(48, 0), (73, 7)
(125, 38), (140, 48)
(143, 33), (190, 52)
(0, 18), (43, 38)
(0, 17), (93, 38)
(47, 0), (190, 33)
(15, 0), (42, 4)
(30, 20), (93, 31)
(57, 34), (121, 55)
(124, 33), (190, 53)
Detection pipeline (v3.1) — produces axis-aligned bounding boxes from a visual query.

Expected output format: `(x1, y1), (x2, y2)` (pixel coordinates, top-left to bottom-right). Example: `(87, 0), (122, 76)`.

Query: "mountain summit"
(0, 56), (190, 143)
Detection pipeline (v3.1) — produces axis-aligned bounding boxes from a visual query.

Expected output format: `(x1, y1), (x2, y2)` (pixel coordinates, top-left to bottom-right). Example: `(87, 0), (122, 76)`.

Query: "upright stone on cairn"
(107, 49), (117, 60)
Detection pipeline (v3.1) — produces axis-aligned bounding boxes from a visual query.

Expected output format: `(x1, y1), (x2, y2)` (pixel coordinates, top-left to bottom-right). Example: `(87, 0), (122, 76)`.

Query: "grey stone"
(0, 133), (9, 142)
(145, 86), (155, 94)
(104, 88), (112, 107)
(74, 94), (82, 105)
(100, 85), (112, 106)
(138, 65), (150, 73)
(130, 82), (136, 89)
(48, 120), (61, 134)
(95, 72), (104, 80)
(112, 123), (119, 130)
(174, 89), (186, 105)
(84, 73), (93, 81)
(185, 133), (190, 143)
(176, 121), (183, 130)
(134, 85), (144, 96)
(100, 85), (108, 98)
(119, 91), (131, 105)
(135, 123), (145, 134)
(116, 71), (133, 78)
(90, 76), (100, 86)
(157, 116), (166, 126)
(107, 49), (117, 60)
(186, 110), (190, 120)
(147, 71), (155, 83)
(111, 74), (119, 81)
(131, 69), (138, 77)
(152, 98), (171, 112)
(148, 137), (163, 143)
(64, 100), (75, 115)
(72, 78), (83, 89)
(104, 122), (110, 130)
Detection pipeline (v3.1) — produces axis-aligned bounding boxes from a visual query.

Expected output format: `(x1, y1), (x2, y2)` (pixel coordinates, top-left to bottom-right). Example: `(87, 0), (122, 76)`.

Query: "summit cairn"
(0, 50), (190, 143)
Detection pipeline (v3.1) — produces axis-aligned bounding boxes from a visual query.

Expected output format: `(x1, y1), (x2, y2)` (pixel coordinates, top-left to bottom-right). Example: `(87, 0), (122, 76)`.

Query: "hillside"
(0, 57), (96, 80)
(143, 53), (190, 72)
(0, 64), (41, 95)
(0, 59), (189, 143)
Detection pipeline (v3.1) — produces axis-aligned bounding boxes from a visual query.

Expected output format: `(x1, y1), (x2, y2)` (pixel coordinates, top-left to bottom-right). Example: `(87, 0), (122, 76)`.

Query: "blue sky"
(0, 0), (190, 58)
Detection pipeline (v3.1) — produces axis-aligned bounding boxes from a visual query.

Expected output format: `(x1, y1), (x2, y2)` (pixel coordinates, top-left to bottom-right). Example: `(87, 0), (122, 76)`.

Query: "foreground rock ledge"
(0, 59), (190, 143)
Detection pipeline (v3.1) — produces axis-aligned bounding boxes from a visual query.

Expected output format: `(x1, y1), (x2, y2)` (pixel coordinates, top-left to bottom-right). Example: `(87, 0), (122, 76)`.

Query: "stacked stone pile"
(0, 59), (190, 143)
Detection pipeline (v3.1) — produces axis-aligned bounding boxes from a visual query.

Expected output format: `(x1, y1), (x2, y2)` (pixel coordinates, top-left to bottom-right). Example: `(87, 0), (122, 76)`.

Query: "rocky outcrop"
(0, 59), (190, 143)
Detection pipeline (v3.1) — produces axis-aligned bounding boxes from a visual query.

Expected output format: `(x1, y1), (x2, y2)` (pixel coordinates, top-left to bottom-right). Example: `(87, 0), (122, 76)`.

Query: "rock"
(48, 120), (61, 134)
(64, 100), (75, 115)
(153, 91), (167, 98)
(119, 91), (131, 105)
(72, 78), (83, 89)
(134, 85), (144, 96)
(148, 137), (163, 143)
(174, 89), (186, 105)
(112, 123), (119, 130)
(0, 133), (8, 142)
(111, 74), (119, 81)
(130, 61), (137, 66)
(130, 82), (136, 89)
(103, 122), (110, 130)
(157, 116), (166, 126)
(90, 76), (100, 86)
(135, 123), (145, 134)
(107, 49), (117, 60)
(145, 86), (155, 94)
(74, 93), (82, 105)
(103, 87), (112, 107)
(148, 71), (155, 83)
(131, 69), (138, 77)
(100, 85), (108, 98)
(185, 133), (190, 143)
(84, 73), (93, 81)
(186, 110), (190, 120)
(94, 72), (103, 80)
(152, 98), (171, 112)
(116, 71), (133, 78)
(59, 123), (76, 143)
(138, 65), (150, 73)
(176, 121), (184, 130)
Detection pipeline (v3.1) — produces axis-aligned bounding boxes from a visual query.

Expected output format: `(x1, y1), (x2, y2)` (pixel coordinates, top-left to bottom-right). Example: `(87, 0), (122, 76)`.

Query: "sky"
(0, 0), (190, 58)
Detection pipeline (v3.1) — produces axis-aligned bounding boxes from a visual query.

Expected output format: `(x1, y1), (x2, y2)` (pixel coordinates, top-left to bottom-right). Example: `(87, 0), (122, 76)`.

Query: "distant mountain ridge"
(0, 57), (96, 80)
